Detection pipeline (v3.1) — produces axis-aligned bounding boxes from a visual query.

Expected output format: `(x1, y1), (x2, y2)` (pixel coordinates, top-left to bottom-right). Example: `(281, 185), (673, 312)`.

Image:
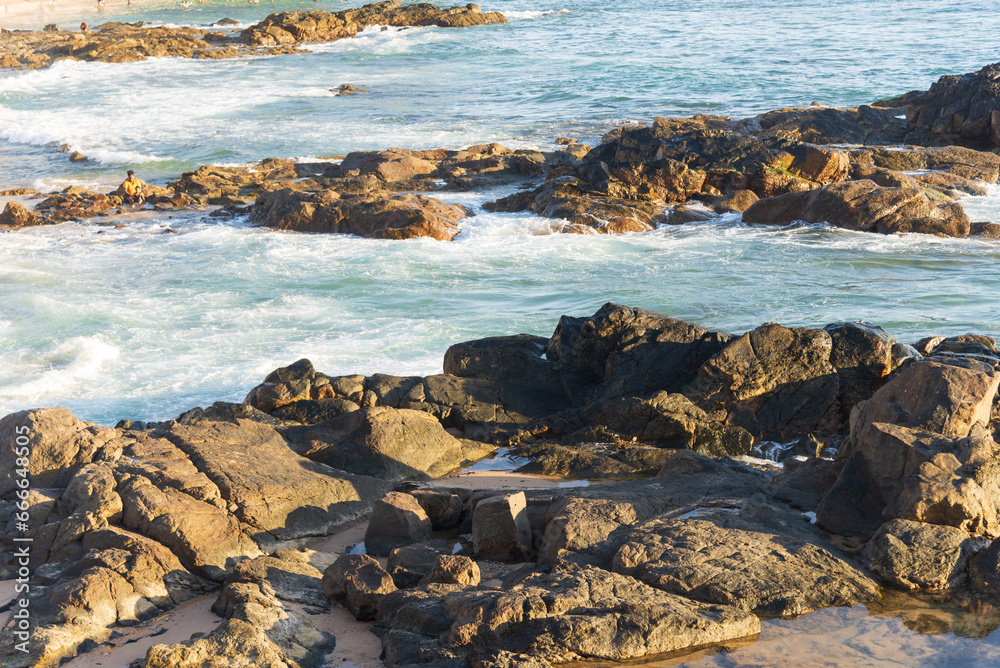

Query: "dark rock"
(969, 539), (1000, 595)
(271, 397), (360, 424)
(417, 554), (480, 587)
(365, 492), (433, 556)
(387, 539), (453, 588)
(684, 322), (841, 440)
(408, 489), (467, 530)
(825, 321), (895, 416)
(743, 179), (970, 237)
(903, 62), (1000, 149)
(322, 553), (397, 620)
(861, 519), (984, 590)
(546, 302), (733, 406)
(472, 491), (533, 562)
(816, 451), (887, 541)
(282, 406), (473, 482)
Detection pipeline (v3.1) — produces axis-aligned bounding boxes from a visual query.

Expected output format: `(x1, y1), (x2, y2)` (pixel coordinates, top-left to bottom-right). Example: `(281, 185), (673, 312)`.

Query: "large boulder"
(322, 553), (397, 620)
(159, 419), (389, 547)
(282, 406), (472, 482)
(250, 186), (469, 240)
(365, 492), (433, 556)
(819, 360), (1000, 540)
(743, 179), (971, 236)
(861, 519), (985, 590)
(0, 408), (119, 496)
(903, 62), (1000, 149)
(545, 302), (733, 406)
(472, 491), (534, 562)
(0, 201), (41, 227)
(684, 323), (841, 440)
(443, 334), (571, 418)
(847, 360), (1000, 446)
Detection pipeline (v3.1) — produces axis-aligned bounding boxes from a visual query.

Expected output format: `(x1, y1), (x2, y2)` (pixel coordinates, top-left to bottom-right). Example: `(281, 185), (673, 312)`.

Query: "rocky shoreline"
(4, 59), (1000, 238)
(2, 302), (1000, 667)
(0, 1), (506, 70)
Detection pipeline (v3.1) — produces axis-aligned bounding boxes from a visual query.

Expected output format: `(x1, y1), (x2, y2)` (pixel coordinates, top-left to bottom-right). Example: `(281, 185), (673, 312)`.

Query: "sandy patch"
(285, 600), (384, 668)
(62, 593), (221, 668)
(428, 470), (568, 490)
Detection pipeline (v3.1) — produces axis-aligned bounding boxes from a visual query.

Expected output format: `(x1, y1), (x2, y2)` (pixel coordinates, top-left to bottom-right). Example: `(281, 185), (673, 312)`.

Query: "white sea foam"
(505, 9), (571, 20)
(0, 336), (120, 403)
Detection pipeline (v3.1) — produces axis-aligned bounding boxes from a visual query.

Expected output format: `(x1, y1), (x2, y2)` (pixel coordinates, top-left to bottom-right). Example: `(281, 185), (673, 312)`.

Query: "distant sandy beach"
(0, 0), (124, 30)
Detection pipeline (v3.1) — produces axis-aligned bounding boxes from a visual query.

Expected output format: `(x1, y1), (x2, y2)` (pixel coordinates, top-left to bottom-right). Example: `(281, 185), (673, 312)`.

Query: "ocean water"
(1, 0), (1000, 428)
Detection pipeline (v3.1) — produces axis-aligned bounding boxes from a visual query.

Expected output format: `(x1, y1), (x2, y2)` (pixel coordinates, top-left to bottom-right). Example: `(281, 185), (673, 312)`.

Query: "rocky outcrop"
(817, 356), (1000, 588)
(0, 409), (390, 667)
(365, 492), (433, 556)
(0, 2), (505, 71)
(0, 201), (41, 227)
(9, 304), (1000, 666)
(486, 126), (852, 231)
(282, 406), (479, 482)
(242, 304), (908, 448)
(742, 179), (971, 237)
(377, 566), (760, 666)
(250, 186), (470, 240)
(901, 62), (1000, 148)
(368, 450), (882, 666)
(146, 561), (336, 668)
(241, 1), (506, 47)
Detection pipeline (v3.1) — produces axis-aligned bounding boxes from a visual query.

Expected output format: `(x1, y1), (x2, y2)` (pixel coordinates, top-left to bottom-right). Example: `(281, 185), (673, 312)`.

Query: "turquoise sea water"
(1, 0), (1000, 426)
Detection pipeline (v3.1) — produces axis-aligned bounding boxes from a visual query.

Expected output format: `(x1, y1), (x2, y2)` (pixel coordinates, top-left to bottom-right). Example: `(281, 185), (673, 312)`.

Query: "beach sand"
(0, 0), (127, 30)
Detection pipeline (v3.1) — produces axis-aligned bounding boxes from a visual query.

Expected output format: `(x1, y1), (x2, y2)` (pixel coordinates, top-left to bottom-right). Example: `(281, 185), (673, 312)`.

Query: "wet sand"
(62, 594), (221, 668)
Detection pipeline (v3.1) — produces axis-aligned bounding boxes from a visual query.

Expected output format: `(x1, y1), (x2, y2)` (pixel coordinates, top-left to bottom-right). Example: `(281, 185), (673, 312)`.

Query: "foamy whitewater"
(2, 0), (1000, 428)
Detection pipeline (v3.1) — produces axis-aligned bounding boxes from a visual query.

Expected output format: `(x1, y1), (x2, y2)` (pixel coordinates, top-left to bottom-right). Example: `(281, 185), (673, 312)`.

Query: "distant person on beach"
(118, 170), (145, 206)
(80, 22), (89, 32)
(98, 0), (105, 9)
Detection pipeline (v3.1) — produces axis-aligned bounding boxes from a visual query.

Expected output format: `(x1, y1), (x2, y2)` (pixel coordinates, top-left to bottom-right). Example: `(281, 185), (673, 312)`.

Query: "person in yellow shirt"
(119, 170), (145, 206)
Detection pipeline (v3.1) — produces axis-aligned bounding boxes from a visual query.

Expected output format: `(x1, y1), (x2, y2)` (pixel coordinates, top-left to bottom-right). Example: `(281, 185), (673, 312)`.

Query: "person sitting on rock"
(118, 170), (145, 206)
(80, 22), (89, 33)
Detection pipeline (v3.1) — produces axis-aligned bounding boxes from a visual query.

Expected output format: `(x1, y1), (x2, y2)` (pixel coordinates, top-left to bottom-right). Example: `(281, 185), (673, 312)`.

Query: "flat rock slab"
(161, 419), (390, 544)
(612, 495), (880, 617)
(379, 567), (760, 665)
